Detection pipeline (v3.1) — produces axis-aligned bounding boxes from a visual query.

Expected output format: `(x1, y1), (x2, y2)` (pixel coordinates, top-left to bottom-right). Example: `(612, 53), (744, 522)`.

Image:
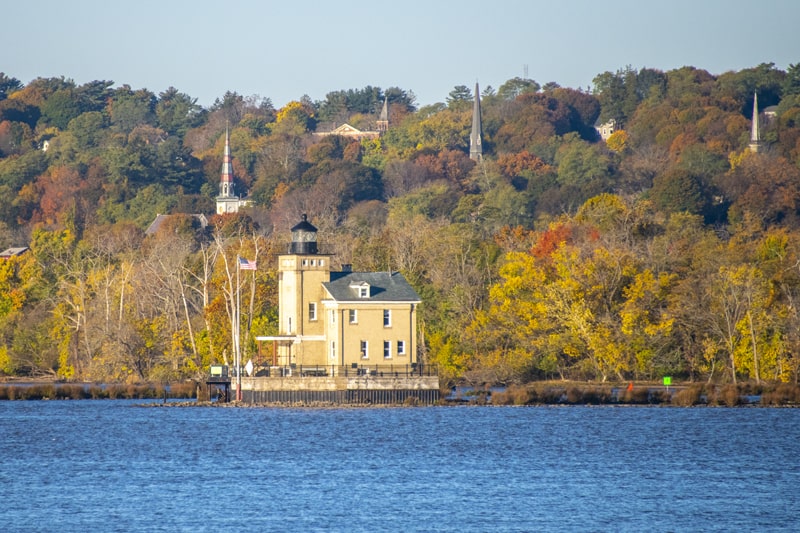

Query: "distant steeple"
(749, 91), (761, 153)
(377, 98), (389, 133)
(216, 126), (249, 214)
(469, 82), (483, 161)
(219, 127), (235, 198)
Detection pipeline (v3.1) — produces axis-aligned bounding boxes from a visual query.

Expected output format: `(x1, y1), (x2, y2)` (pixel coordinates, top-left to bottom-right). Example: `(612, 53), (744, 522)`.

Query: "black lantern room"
(290, 214), (318, 254)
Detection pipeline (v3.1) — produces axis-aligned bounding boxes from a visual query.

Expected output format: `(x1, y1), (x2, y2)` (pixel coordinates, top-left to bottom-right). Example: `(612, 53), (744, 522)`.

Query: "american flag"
(238, 257), (257, 270)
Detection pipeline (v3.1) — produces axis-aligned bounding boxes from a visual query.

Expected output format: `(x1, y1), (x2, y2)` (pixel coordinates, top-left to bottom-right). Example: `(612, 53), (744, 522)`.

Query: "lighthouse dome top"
(290, 214), (318, 254)
(291, 213), (317, 233)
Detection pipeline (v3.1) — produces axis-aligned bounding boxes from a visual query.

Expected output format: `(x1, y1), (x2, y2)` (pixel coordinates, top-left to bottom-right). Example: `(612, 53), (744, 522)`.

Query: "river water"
(1, 401), (798, 532)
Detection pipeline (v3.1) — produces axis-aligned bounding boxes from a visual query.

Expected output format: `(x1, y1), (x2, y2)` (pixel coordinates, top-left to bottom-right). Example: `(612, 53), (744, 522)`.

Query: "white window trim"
(349, 309), (357, 324)
(360, 340), (369, 359)
(383, 340), (392, 359)
(397, 340), (406, 356)
(383, 309), (391, 327)
(308, 302), (317, 321)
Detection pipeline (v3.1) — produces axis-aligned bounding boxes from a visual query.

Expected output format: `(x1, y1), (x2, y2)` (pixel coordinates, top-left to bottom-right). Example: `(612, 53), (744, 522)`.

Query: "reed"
(760, 383), (800, 406)
(671, 384), (704, 406)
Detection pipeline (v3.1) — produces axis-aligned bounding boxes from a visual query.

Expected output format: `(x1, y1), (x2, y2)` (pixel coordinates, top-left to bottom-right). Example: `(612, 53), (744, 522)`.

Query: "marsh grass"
(0, 381), (198, 400)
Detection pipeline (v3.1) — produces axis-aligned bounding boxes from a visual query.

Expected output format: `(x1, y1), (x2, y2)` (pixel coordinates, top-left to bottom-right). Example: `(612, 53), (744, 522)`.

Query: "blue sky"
(2, 0), (798, 109)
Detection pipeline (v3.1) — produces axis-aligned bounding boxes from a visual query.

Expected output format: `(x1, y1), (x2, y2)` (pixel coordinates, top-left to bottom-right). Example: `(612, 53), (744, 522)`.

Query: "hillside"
(1, 63), (800, 385)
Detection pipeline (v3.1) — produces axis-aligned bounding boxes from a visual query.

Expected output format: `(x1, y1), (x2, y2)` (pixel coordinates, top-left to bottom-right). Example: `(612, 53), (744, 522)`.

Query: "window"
(329, 309), (336, 325)
(360, 340), (368, 359)
(330, 341), (336, 360)
(308, 302), (317, 321)
(383, 309), (391, 327)
(302, 259), (308, 266)
(287, 317), (292, 334)
(349, 309), (357, 324)
(383, 340), (391, 359)
(359, 286), (369, 298)
(397, 340), (406, 356)
(320, 260), (325, 267)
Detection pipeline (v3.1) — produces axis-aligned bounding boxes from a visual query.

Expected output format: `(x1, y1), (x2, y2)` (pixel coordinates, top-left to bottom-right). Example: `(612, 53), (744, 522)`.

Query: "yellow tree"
(466, 251), (551, 382)
(619, 269), (676, 378)
(705, 264), (773, 384)
(606, 129), (629, 153)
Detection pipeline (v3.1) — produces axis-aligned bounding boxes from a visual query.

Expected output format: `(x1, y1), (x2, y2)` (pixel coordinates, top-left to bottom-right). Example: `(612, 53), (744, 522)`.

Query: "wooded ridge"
(2, 63), (800, 386)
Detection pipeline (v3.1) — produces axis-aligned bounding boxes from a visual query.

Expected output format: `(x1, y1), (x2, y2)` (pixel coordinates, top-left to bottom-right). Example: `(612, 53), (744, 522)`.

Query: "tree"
(109, 85), (156, 133)
(76, 80), (114, 112)
(555, 135), (611, 188)
(40, 88), (84, 130)
(0, 72), (23, 100)
(67, 111), (106, 150)
(446, 85), (472, 111)
(783, 63), (800, 96)
(497, 77), (540, 100)
(156, 87), (204, 136)
(651, 168), (705, 215)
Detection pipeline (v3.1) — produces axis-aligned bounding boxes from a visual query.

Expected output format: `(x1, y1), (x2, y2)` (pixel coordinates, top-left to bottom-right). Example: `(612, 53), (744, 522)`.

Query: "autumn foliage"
(2, 63), (800, 386)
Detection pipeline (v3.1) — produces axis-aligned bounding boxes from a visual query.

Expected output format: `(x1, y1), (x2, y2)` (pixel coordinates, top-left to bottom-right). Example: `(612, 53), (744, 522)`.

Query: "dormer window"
(350, 282), (370, 299)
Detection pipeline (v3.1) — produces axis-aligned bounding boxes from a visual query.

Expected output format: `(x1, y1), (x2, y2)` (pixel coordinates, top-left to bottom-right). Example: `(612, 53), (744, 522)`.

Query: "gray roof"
(323, 271), (421, 303)
(0, 246), (29, 258)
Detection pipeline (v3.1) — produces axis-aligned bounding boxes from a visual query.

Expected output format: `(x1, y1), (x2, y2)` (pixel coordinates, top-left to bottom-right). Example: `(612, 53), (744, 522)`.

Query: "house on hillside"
(312, 122), (382, 141)
(313, 99), (390, 141)
(595, 119), (617, 141)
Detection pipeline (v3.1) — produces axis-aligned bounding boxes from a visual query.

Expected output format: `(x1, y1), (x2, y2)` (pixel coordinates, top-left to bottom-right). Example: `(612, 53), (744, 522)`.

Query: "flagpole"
(236, 257), (242, 401)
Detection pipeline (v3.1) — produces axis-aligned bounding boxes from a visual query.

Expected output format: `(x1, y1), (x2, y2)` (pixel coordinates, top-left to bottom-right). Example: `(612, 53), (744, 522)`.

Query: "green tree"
(40, 88), (84, 130)
(156, 87), (204, 136)
(497, 77), (540, 100)
(0, 72), (23, 100)
(109, 85), (156, 133)
(446, 85), (472, 111)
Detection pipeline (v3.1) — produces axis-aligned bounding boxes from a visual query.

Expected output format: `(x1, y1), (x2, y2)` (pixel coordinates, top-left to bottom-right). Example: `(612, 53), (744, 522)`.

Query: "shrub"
(671, 385), (703, 406)
(492, 384), (539, 405)
(88, 385), (107, 399)
(760, 383), (800, 406)
(168, 381), (197, 399)
(647, 389), (670, 404)
(619, 387), (650, 404)
(720, 384), (741, 407)
(28, 384), (56, 400)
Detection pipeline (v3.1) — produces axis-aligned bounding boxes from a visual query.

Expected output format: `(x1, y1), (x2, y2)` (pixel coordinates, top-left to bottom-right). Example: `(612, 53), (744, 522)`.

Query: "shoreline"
(2, 379), (798, 407)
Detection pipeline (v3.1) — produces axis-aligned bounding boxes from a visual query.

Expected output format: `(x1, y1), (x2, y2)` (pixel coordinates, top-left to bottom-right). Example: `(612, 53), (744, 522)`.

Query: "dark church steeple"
(469, 82), (483, 161)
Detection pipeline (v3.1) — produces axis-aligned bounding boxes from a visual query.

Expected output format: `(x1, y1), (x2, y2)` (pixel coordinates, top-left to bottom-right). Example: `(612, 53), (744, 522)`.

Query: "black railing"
(241, 363), (436, 378)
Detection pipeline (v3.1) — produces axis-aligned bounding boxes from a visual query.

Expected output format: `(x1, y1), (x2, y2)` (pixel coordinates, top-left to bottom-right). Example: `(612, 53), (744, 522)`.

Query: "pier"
(207, 364), (440, 405)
